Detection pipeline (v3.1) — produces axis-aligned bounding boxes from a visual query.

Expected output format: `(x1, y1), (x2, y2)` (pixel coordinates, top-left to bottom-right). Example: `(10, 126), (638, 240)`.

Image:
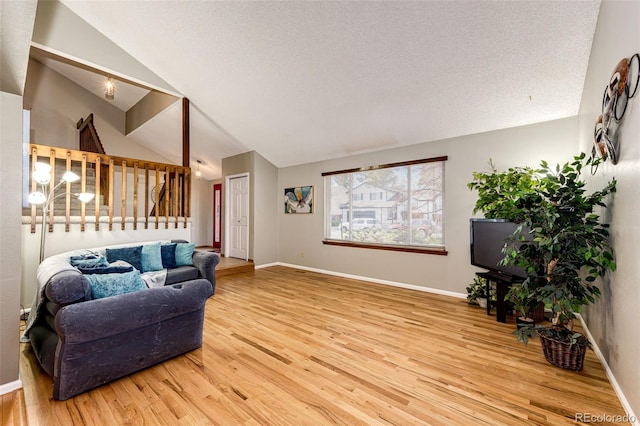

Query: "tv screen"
(469, 219), (528, 280)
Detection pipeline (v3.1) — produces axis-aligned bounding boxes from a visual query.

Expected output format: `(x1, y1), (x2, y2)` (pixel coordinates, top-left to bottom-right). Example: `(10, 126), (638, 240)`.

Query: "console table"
(476, 272), (522, 323)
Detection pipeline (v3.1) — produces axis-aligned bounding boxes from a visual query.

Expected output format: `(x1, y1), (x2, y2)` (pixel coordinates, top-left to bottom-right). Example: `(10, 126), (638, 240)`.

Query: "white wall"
(24, 58), (173, 162)
(0, 92), (24, 392)
(578, 0), (640, 417)
(31, 0), (177, 95)
(278, 117), (578, 294)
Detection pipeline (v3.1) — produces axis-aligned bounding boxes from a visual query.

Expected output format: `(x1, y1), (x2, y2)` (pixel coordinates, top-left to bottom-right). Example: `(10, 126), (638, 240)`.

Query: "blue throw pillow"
(86, 270), (146, 299)
(161, 243), (177, 269)
(141, 242), (163, 272)
(175, 243), (195, 266)
(70, 254), (109, 269)
(77, 260), (134, 275)
(106, 246), (143, 271)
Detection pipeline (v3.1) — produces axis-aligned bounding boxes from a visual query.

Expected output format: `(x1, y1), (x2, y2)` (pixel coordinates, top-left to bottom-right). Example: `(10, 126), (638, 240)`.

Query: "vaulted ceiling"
(9, 1), (602, 179)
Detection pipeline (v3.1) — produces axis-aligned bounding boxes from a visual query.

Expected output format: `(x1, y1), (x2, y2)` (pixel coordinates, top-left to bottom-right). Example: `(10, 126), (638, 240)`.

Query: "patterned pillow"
(70, 254), (109, 269)
(86, 270), (146, 299)
(77, 260), (134, 275)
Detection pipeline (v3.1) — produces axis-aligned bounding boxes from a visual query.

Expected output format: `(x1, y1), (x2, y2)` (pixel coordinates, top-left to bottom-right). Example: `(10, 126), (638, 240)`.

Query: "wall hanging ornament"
(591, 53), (639, 174)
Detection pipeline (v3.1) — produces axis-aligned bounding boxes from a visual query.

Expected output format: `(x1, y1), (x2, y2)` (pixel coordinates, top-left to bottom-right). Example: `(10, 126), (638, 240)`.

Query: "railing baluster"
(164, 166), (170, 229)
(108, 159), (114, 231)
(65, 152), (71, 232)
(184, 168), (190, 228)
(155, 167), (160, 229)
(121, 160), (127, 230)
(144, 165), (149, 229)
(95, 156), (101, 231)
(48, 150), (55, 233)
(81, 154), (87, 232)
(174, 167), (179, 229)
(133, 163), (139, 231)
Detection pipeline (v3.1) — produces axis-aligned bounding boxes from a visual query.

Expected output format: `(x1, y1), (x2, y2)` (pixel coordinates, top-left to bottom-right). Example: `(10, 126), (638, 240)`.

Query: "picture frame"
(284, 186), (313, 214)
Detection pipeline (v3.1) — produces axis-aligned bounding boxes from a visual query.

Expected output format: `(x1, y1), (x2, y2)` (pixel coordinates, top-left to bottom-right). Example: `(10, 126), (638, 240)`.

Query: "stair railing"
(28, 143), (191, 233)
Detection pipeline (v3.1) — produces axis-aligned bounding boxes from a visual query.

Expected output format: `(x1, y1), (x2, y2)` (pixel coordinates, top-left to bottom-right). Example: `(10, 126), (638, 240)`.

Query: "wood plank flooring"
(19, 266), (628, 425)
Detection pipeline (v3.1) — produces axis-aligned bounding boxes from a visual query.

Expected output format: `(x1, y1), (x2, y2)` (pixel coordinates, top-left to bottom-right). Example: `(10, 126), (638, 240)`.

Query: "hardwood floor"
(20, 266), (628, 425)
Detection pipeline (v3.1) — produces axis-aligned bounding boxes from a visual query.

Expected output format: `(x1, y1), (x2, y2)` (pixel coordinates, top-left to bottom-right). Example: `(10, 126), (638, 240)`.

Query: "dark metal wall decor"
(591, 53), (639, 174)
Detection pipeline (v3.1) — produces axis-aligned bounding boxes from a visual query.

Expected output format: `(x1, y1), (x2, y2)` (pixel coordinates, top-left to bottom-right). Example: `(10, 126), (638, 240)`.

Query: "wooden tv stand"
(476, 271), (523, 323)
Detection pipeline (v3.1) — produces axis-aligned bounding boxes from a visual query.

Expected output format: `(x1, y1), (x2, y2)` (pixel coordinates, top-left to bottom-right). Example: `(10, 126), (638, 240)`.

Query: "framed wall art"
(284, 186), (313, 214)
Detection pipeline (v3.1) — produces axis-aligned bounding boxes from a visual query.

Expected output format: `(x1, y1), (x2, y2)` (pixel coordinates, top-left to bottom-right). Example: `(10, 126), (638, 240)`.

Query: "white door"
(228, 175), (249, 260)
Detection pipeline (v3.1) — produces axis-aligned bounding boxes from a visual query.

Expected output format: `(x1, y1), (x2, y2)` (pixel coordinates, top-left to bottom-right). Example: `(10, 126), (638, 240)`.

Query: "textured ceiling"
(58, 1), (600, 170)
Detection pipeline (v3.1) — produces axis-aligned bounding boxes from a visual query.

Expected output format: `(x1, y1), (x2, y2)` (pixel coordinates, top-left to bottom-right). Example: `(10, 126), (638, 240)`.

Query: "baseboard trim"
(576, 314), (639, 426)
(0, 378), (22, 396)
(255, 262), (279, 270)
(274, 262), (467, 299)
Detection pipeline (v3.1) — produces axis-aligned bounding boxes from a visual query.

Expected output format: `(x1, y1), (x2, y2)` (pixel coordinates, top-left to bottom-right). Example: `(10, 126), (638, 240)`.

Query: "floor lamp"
(28, 162), (95, 264)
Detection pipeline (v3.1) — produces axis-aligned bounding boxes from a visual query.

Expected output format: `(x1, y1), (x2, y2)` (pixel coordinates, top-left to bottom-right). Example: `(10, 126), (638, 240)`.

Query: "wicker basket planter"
(538, 328), (588, 371)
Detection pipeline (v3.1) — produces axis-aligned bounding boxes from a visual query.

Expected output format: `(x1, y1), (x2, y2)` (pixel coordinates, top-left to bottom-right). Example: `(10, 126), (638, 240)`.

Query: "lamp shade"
(77, 192), (95, 203)
(28, 191), (47, 205)
(61, 171), (81, 183)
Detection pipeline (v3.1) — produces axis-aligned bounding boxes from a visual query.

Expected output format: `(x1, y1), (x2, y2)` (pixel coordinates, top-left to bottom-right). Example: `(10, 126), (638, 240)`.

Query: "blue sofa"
(23, 240), (219, 400)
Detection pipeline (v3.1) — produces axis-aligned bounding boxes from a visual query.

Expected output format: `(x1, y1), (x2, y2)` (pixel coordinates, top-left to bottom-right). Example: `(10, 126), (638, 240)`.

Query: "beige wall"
(221, 151), (279, 265)
(190, 177), (214, 246)
(253, 152), (278, 265)
(578, 0), (640, 417)
(126, 91), (178, 135)
(277, 117), (578, 294)
(0, 92), (24, 391)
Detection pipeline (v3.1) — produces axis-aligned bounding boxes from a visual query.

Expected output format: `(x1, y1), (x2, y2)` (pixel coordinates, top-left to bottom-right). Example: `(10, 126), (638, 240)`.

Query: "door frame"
(224, 172), (250, 261)
(213, 183), (222, 249)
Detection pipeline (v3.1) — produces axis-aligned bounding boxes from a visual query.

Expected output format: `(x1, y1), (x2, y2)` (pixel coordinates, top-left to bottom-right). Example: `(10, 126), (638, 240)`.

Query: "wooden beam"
(182, 97), (190, 167)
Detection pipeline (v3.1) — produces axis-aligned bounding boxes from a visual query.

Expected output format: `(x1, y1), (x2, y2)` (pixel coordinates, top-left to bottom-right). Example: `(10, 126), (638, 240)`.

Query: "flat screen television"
(469, 218), (528, 280)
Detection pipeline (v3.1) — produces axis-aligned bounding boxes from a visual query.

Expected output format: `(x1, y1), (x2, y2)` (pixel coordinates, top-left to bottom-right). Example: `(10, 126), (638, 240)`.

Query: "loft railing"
(28, 143), (191, 233)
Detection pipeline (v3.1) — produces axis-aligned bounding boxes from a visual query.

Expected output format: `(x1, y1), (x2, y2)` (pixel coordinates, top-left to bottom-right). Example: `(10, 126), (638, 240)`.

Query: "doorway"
(225, 174), (249, 260)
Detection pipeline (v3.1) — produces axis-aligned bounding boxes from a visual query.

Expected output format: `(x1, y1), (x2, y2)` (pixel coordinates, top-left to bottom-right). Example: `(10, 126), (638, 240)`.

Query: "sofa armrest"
(45, 271), (92, 306)
(55, 279), (213, 344)
(192, 251), (220, 292)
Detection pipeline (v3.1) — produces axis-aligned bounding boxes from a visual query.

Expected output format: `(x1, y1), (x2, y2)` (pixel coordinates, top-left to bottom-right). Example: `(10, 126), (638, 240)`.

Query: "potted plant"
(508, 281), (546, 329)
(468, 153), (616, 371)
(466, 276), (488, 307)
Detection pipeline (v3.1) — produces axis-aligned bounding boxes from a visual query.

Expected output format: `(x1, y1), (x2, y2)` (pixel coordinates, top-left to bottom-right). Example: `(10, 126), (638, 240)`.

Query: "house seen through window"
(323, 157), (446, 251)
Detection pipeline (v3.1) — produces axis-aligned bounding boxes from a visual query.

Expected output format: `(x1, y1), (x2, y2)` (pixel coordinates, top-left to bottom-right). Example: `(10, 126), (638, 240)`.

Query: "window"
(323, 156), (447, 254)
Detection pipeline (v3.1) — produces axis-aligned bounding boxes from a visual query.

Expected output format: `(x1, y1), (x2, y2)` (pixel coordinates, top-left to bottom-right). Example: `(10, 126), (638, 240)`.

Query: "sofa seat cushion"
(166, 266), (199, 285)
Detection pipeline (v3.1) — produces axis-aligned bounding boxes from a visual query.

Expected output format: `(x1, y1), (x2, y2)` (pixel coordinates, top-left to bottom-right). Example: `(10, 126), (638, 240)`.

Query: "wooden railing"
(28, 144), (191, 233)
